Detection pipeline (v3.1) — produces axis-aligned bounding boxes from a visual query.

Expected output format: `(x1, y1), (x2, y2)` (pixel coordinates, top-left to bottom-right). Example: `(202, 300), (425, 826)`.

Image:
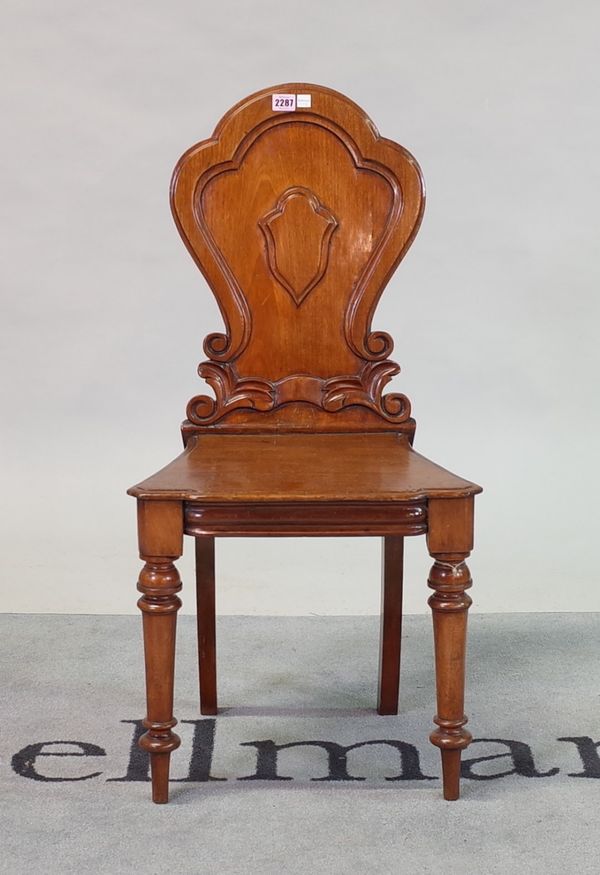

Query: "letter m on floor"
(238, 738), (436, 782)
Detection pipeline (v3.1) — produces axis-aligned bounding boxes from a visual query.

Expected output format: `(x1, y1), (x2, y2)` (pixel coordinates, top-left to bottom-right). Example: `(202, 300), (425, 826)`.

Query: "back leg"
(196, 536), (217, 715)
(378, 535), (404, 715)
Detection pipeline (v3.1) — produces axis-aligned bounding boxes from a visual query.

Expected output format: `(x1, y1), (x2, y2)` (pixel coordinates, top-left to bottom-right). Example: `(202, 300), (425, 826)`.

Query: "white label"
(272, 93), (296, 111)
(296, 94), (312, 108)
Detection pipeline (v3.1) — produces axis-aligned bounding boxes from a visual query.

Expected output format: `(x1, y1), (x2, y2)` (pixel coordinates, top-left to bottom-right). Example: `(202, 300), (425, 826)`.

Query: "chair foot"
(440, 749), (462, 800)
(150, 752), (173, 804)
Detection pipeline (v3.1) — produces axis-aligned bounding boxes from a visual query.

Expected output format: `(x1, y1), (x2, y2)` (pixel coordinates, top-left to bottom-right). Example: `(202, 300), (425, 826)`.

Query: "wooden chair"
(128, 83), (482, 804)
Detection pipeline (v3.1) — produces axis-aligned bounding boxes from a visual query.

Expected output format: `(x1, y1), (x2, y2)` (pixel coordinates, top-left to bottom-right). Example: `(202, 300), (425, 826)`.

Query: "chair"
(128, 83), (482, 804)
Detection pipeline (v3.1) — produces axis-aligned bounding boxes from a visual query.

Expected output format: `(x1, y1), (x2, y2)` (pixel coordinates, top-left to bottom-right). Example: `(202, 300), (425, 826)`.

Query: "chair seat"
(128, 432), (481, 504)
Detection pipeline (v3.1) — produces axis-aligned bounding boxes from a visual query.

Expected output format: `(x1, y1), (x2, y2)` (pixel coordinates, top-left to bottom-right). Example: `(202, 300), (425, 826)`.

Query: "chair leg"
(427, 555), (472, 799)
(138, 562), (182, 803)
(426, 496), (475, 801)
(136, 500), (183, 804)
(196, 536), (217, 715)
(378, 535), (404, 715)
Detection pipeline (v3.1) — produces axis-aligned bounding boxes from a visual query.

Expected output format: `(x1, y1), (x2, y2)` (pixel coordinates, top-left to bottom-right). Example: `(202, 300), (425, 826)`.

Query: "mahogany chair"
(128, 83), (482, 804)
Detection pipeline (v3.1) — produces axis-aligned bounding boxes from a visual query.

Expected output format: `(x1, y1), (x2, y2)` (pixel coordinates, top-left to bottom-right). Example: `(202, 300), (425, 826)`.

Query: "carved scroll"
(186, 360), (411, 426)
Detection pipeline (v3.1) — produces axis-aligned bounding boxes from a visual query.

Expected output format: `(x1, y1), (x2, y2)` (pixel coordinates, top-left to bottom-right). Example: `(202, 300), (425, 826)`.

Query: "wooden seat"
(128, 83), (482, 804)
(130, 433), (479, 505)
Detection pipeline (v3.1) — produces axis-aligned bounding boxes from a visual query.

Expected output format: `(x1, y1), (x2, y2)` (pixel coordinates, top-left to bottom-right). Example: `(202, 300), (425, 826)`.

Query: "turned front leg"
(426, 496), (475, 801)
(428, 555), (472, 799)
(136, 500), (184, 804)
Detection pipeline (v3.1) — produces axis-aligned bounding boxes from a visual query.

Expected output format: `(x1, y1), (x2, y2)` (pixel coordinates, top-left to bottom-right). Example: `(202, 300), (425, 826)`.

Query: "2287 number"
(272, 94), (296, 111)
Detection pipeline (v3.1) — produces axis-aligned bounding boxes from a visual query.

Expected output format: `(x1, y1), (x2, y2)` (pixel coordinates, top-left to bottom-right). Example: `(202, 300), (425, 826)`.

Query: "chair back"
(171, 84), (425, 438)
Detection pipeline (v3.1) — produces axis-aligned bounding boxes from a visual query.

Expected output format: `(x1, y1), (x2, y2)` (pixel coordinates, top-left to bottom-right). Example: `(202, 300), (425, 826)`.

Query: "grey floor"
(2, 613), (599, 874)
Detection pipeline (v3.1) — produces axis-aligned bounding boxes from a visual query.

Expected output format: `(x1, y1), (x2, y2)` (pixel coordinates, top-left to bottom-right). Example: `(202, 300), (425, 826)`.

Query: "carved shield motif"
(259, 186), (338, 306)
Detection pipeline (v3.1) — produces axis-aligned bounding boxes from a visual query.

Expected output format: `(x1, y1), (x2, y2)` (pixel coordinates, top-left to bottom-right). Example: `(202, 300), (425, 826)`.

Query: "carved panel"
(170, 83), (425, 434)
(259, 186), (338, 305)
(186, 359), (411, 426)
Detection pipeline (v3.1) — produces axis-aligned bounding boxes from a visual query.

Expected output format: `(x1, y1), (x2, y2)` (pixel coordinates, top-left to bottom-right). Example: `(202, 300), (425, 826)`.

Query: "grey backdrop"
(2, 0), (599, 614)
